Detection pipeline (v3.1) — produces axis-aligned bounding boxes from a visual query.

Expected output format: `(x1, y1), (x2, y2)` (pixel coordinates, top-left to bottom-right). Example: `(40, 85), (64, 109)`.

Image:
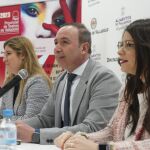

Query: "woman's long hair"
(124, 19), (150, 135)
(3, 36), (52, 103)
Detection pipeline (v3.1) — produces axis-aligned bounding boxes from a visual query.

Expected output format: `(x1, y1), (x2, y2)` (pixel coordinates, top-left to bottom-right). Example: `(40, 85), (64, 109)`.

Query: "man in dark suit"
(16, 23), (121, 144)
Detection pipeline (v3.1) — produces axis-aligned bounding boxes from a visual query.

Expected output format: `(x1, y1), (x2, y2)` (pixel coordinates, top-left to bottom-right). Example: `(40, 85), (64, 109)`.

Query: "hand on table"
(16, 121), (35, 143)
(54, 131), (73, 149)
(63, 133), (98, 150)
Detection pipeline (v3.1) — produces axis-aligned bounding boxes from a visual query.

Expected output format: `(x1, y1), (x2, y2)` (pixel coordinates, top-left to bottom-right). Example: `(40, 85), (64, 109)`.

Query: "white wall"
(82, 0), (150, 81)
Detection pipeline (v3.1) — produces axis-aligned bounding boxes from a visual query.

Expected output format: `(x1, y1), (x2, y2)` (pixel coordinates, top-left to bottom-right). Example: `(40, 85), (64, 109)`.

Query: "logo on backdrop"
(91, 18), (97, 29)
(107, 57), (118, 63)
(91, 44), (101, 61)
(90, 17), (109, 35)
(88, 0), (101, 7)
(115, 7), (132, 31)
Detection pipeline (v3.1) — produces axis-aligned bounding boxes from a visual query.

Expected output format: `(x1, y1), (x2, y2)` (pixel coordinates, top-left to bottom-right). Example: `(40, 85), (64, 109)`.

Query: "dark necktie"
(64, 73), (77, 126)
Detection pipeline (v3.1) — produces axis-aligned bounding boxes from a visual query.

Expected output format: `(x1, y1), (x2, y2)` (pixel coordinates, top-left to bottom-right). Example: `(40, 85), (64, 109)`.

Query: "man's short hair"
(64, 23), (92, 54)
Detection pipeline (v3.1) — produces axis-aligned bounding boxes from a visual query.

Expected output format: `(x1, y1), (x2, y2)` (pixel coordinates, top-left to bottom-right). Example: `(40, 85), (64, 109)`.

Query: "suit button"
(46, 139), (53, 144)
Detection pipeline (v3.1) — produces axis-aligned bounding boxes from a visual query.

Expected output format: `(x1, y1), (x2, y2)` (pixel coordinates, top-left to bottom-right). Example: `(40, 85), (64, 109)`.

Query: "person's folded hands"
(54, 131), (73, 148)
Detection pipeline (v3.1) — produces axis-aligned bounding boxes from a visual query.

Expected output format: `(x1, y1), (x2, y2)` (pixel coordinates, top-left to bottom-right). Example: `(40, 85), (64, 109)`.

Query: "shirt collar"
(67, 59), (89, 76)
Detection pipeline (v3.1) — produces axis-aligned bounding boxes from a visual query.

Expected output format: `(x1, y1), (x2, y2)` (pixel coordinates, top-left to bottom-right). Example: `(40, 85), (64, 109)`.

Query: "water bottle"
(0, 109), (17, 150)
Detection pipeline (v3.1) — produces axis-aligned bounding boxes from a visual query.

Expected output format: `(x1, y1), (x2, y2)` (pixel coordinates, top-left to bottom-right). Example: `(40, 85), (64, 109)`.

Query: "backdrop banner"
(0, 0), (81, 86)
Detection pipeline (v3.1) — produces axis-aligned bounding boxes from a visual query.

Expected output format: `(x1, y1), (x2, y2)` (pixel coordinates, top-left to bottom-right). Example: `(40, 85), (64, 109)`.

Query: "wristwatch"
(98, 142), (114, 150)
(99, 144), (109, 150)
(31, 129), (40, 144)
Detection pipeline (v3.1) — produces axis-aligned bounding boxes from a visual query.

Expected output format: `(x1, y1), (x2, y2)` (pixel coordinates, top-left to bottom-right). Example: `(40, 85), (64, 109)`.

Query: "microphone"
(0, 69), (28, 98)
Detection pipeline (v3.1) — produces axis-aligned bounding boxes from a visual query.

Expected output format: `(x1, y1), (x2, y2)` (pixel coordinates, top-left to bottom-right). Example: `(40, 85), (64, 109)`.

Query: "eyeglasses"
(117, 40), (135, 51)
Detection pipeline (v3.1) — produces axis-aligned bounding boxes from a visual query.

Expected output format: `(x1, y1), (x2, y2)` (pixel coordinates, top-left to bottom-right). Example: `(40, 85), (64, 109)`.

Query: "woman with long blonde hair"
(1, 36), (51, 121)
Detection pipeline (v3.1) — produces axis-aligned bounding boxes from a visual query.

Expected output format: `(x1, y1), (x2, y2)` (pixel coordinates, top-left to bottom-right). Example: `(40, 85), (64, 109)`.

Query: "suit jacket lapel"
(55, 73), (67, 127)
(71, 78), (87, 125)
(71, 58), (96, 125)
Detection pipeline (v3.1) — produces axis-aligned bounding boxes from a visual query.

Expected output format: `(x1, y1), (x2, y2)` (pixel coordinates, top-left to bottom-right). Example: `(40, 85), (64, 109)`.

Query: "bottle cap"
(2, 109), (13, 117)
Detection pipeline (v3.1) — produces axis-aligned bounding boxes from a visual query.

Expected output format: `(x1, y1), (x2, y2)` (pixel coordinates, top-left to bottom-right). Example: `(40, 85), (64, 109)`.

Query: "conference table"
(17, 143), (60, 150)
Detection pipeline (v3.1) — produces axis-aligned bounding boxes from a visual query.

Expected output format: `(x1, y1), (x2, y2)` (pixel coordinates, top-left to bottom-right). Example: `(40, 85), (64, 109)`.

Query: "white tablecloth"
(17, 143), (60, 150)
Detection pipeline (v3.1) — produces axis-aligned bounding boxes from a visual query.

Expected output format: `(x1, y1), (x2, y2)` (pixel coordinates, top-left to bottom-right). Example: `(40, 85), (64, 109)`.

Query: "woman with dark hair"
(54, 19), (150, 150)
